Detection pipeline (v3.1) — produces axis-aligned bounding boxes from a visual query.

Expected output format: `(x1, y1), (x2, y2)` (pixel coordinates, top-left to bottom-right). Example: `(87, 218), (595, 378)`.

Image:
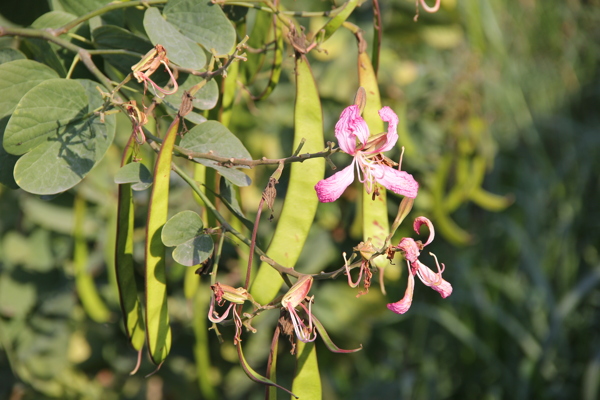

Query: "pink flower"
(281, 276), (317, 343)
(315, 105), (419, 203)
(387, 217), (452, 314)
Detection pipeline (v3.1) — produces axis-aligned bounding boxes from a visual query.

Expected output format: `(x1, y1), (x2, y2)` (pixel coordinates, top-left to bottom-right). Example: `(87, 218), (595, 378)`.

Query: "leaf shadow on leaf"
(47, 107), (105, 179)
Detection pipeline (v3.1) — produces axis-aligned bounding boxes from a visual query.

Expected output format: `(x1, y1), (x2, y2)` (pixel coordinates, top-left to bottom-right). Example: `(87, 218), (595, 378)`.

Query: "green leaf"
(0, 59), (59, 118)
(163, 0), (236, 55)
(92, 25), (153, 74)
(58, 0), (111, 16)
(0, 48), (26, 65)
(4, 79), (116, 195)
(0, 60), (59, 188)
(292, 341), (322, 400)
(162, 74), (218, 121)
(114, 161), (153, 191)
(31, 10), (78, 29)
(162, 210), (213, 267)
(180, 121), (252, 187)
(143, 7), (207, 70)
(162, 210), (204, 246)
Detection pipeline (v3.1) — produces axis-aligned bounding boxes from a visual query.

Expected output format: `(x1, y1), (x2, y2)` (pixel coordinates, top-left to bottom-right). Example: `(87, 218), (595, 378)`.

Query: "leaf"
(179, 121), (252, 187)
(162, 211), (213, 267)
(4, 79), (116, 195)
(162, 75), (217, 124)
(25, 11), (80, 78)
(143, 7), (207, 70)
(114, 161), (153, 191)
(58, 0), (112, 16)
(291, 341), (322, 400)
(163, 0), (236, 55)
(163, 74), (218, 112)
(0, 48), (26, 65)
(92, 25), (153, 74)
(0, 60), (59, 188)
(31, 11), (78, 29)
(0, 59), (59, 118)
(251, 55), (325, 304)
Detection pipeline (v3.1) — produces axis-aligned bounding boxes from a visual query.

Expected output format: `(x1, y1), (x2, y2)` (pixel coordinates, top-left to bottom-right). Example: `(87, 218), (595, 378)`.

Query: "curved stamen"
(208, 299), (234, 323)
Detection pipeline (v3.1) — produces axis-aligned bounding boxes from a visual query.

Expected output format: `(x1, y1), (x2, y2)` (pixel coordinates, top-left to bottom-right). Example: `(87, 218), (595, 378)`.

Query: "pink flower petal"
(387, 265), (415, 314)
(377, 106), (399, 153)
(335, 105), (370, 154)
(397, 238), (421, 263)
(372, 164), (419, 198)
(314, 162), (356, 203)
(415, 260), (453, 298)
(414, 216), (435, 246)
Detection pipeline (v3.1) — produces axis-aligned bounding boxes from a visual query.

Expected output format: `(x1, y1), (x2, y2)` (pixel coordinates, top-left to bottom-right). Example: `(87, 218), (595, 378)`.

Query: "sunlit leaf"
(163, 0), (235, 55)
(180, 121), (252, 187)
(143, 7), (207, 70)
(4, 79), (116, 194)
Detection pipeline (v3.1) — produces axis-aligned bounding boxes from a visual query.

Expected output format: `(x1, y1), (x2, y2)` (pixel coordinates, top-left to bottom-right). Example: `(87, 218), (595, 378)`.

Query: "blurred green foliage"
(1, 0), (600, 399)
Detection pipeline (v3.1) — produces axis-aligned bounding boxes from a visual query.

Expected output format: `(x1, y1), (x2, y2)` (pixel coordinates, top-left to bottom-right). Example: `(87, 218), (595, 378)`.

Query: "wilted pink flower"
(315, 105), (418, 203)
(208, 283), (252, 344)
(281, 276), (317, 343)
(387, 217), (452, 314)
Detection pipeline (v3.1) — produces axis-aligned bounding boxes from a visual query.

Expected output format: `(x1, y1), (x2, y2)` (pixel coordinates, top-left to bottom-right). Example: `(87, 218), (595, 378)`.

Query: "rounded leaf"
(163, 0), (236, 55)
(5, 79), (116, 194)
(162, 210), (204, 247)
(115, 162), (153, 191)
(144, 7), (207, 70)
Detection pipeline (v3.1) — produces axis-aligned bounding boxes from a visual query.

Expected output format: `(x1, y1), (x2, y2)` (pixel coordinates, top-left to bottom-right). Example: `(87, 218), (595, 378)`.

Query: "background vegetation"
(1, 0), (599, 399)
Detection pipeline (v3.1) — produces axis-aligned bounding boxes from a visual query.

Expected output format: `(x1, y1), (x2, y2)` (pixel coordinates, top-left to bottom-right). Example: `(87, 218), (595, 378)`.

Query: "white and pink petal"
(335, 105), (370, 153)
(372, 164), (419, 198)
(377, 106), (399, 153)
(314, 163), (356, 203)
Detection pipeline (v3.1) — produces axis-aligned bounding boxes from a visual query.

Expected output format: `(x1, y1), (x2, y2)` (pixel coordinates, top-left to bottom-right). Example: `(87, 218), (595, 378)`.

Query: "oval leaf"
(115, 161), (153, 191)
(162, 210), (204, 247)
(144, 7), (207, 70)
(163, 0), (236, 55)
(179, 121), (252, 187)
(172, 235), (213, 267)
(6, 79), (116, 195)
